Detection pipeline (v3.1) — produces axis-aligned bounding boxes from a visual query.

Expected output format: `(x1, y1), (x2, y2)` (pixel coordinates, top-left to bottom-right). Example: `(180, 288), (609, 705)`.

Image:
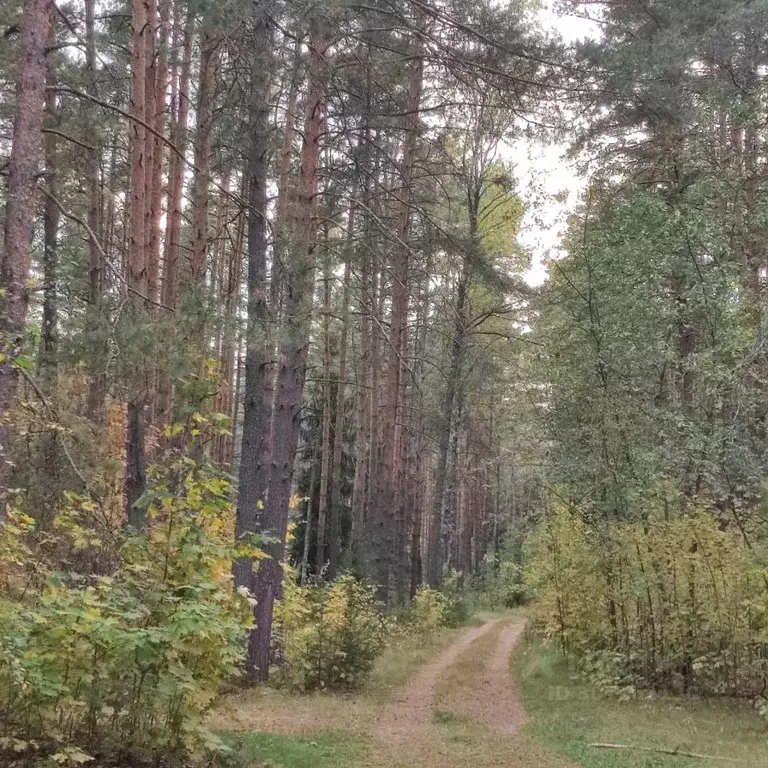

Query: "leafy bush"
(406, 582), (468, 631)
(474, 555), (530, 609)
(408, 586), (450, 631)
(273, 574), (389, 691)
(0, 453), (254, 766)
(438, 571), (472, 626)
(526, 503), (768, 699)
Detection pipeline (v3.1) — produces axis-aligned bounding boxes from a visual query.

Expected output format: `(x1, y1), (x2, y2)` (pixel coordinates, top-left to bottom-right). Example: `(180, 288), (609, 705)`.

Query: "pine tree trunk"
(189, 20), (217, 349)
(372, 23), (423, 599)
(85, 0), (106, 420)
(0, 0), (53, 467)
(161, 4), (192, 312)
(233, 7), (274, 682)
(316, 257), (332, 572)
(125, 0), (151, 526)
(146, 0), (171, 303)
(248, 25), (329, 682)
(40, 51), (59, 387)
(328, 238), (351, 580)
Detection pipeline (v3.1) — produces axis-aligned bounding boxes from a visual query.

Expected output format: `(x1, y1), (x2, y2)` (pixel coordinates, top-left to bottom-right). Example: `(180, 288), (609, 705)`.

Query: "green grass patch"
(515, 636), (767, 768)
(222, 730), (366, 768)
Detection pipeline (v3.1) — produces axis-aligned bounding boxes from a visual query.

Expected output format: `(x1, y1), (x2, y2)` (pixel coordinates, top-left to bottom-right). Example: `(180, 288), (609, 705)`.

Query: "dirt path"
(469, 621), (528, 735)
(374, 618), (527, 762)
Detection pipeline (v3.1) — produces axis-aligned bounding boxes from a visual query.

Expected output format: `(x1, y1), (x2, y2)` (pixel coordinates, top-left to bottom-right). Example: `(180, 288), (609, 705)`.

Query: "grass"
(515, 635), (768, 768)
(222, 731), (366, 768)
(209, 625), (459, 737)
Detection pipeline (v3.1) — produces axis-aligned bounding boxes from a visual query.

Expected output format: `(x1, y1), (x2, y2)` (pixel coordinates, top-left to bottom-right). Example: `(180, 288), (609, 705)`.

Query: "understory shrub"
(273, 574), (390, 691)
(474, 554), (530, 608)
(0, 451), (254, 766)
(526, 504), (768, 700)
(407, 581), (468, 630)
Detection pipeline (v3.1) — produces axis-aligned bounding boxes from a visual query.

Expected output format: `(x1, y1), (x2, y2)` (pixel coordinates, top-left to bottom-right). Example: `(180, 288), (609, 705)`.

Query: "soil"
(374, 618), (528, 762)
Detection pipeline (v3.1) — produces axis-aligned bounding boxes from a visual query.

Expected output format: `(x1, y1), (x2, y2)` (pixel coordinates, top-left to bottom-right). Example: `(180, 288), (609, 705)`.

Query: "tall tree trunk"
(40, 50), (59, 387)
(371, 22), (423, 599)
(161, 5), (192, 312)
(125, 0), (151, 527)
(429, 194), (476, 584)
(410, 272), (429, 594)
(85, 0), (106, 420)
(233, 7), (274, 681)
(190, 24), (217, 294)
(0, 0), (53, 472)
(349, 74), (374, 561)
(146, 0), (171, 303)
(316, 256), (332, 572)
(143, 0), (158, 298)
(249, 24), (329, 682)
(128, 0), (147, 294)
(157, 5), (193, 429)
(328, 236), (352, 580)
(270, 35), (302, 317)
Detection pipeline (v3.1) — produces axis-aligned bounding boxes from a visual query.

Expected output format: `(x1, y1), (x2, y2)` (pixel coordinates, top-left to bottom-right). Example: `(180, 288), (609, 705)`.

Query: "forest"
(1, 0), (768, 765)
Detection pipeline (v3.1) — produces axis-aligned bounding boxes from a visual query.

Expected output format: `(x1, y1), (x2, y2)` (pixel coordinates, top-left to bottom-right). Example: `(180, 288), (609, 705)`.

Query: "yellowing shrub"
(0, 455), (253, 766)
(273, 574), (389, 691)
(526, 504), (768, 698)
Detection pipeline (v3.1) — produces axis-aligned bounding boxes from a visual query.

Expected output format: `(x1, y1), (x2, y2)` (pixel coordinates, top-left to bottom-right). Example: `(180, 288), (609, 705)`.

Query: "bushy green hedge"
(0, 456), (253, 766)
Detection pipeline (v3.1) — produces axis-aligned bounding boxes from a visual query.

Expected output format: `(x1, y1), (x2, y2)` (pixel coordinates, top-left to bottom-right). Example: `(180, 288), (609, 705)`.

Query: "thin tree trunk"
(40, 52), (59, 387)
(190, 23), (217, 292)
(146, 0), (170, 303)
(143, 0), (158, 298)
(328, 236), (352, 580)
(156, 5), (192, 429)
(125, 0), (151, 526)
(349, 84), (373, 561)
(372, 21), (423, 599)
(85, 0), (105, 420)
(161, 5), (192, 311)
(316, 256), (332, 572)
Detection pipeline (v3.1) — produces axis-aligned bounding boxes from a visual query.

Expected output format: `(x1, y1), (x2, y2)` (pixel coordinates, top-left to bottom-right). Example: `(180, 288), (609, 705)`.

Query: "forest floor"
(213, 615), (767, 768)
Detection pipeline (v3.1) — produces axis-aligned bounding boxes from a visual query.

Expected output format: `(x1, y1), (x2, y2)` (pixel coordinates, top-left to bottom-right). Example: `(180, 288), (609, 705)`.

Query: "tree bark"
(85, 0), (106, 420)
(248, 24), (329, 682)
(371, 21), (423, 599)
(316, 257), (332, 572)
(40, 47), (59, 387)
(0, 0), (53, 469)
(233, 6), (274, 681)
(328, 235), (352, 580)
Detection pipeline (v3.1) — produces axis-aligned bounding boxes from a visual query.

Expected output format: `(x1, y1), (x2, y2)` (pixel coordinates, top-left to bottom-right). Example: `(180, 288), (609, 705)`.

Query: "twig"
(17, 367), (94, 494)
(41, 188), (175, 311)
(49, 85), (244, 207)
(589, 742), (742, 762)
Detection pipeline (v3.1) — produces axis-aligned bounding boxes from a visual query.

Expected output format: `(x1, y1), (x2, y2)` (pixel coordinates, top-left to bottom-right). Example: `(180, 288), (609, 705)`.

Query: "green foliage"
(526, 503), (768, 699)
(409, 586), (453, 632)
(273, 573), (389, 692)
(479, 555), (530, 608)
(0, 454), (253, 766)
(405, 580), (469, 631)
(221, 731), (366, 768)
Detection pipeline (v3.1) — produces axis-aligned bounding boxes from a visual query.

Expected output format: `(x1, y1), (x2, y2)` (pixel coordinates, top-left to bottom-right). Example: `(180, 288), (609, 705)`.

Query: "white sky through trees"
(516, 1), (600, 286)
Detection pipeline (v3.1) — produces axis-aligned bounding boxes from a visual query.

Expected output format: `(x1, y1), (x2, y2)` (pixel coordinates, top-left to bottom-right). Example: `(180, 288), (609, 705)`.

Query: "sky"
(515, 1), (601, 286)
